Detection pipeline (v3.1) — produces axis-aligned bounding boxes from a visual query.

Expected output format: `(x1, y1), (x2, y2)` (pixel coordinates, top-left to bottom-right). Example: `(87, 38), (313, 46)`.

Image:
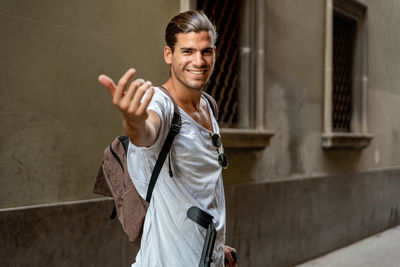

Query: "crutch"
(187, 206), (217, 267)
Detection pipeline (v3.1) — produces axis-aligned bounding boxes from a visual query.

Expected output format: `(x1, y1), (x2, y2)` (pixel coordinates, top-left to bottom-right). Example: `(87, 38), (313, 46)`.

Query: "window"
(332, 12), (356, 133)
(180, 0), (274, 148)
(322, 0), (373, 148)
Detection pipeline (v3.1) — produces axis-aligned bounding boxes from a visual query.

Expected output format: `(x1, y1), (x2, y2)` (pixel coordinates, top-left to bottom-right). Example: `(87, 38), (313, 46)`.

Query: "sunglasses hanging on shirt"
(210, 133), (228, 169)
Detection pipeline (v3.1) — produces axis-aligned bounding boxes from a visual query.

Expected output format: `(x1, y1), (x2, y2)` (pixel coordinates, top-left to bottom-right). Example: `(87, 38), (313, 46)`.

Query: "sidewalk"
(296, 225), (400, 267)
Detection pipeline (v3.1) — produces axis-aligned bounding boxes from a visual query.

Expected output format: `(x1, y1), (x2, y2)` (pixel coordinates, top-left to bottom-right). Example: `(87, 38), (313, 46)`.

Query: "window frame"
(322, 0), (373, 149)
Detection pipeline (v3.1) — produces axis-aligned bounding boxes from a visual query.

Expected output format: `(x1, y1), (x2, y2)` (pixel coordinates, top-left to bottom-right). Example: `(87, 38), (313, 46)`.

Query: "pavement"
(296, 225), (400, 267)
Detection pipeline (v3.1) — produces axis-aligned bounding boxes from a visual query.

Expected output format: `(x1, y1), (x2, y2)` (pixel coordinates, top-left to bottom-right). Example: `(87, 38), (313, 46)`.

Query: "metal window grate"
(332, 12), (356, 132)
(197, 0), (239, 127)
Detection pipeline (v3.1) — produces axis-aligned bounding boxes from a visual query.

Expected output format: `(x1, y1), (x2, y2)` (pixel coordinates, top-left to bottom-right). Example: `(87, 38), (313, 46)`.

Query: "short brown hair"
(165, 10), (217, 52)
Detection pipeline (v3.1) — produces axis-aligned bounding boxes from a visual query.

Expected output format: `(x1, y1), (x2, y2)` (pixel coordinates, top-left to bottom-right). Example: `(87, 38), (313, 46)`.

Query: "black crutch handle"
(187, 206), (216, 267)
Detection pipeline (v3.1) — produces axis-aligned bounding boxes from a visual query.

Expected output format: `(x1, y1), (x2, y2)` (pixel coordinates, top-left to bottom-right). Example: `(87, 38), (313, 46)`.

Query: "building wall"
(363, 0), (400, 169)
(225, 0), (400, 184)
(224, 0), (400, 266)
(1, 0), (400, 266)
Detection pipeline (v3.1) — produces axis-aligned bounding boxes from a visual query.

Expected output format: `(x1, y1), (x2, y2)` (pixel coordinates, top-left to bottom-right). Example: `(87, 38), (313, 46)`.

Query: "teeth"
(188, 70), (205, 74)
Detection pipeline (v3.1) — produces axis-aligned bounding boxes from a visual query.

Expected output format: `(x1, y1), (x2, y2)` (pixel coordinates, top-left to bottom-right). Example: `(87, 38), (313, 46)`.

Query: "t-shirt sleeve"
(147, 88), (168, 124)
(144, 87), (174, 150)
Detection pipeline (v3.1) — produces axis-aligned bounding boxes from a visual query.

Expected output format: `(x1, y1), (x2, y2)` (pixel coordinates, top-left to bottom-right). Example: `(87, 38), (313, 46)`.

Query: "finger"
(114, 68), (136, 104)
(98, 75), (117, 95)
(129, 81), (152, 113)
(136, 86), (154, 114)
(123, 78), (145, 107)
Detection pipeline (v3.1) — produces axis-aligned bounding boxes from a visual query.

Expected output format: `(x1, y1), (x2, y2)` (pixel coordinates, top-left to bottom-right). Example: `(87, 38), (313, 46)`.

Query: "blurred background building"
(1, 0), (399, 266)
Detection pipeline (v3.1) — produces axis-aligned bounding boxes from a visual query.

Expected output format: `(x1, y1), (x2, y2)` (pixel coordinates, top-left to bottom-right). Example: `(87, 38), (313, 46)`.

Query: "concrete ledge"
(221, 128), (274, 148)
(321, 132), (374, 149)
(1, 167), (399, 267)
(225, 167), (400, 267)
(0, 199), (136, 267)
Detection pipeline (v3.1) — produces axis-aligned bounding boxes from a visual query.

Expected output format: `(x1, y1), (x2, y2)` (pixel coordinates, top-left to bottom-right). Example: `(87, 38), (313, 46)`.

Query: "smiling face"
(164, 31), (216, 91)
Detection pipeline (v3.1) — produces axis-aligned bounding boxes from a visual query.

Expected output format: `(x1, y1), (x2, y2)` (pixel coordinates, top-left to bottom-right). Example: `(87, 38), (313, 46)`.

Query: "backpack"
(93, 86), (218, 247)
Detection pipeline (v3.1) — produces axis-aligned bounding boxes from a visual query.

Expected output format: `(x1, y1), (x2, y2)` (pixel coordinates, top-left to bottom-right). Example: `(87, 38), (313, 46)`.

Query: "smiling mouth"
(187, 69), (207, 75)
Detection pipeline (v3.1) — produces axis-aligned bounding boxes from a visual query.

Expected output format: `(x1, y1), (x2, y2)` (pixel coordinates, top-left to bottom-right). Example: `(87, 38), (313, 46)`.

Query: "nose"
(193, 52), (205, 67)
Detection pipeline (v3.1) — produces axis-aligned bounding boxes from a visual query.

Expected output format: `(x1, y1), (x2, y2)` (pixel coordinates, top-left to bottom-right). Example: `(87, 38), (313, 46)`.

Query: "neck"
(162, 78), (202, 112)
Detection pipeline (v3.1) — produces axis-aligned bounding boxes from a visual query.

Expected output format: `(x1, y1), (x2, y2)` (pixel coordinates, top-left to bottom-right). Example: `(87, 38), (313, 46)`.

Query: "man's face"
(164, 31), (216, 91)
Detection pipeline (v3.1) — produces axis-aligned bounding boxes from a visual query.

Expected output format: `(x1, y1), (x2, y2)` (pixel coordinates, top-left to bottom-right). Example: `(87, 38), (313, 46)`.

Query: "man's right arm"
(98, 68), (161, 147)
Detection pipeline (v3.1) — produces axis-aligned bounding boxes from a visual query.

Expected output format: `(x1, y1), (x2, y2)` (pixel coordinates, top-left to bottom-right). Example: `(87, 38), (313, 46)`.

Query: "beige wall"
(362, 0), (400, 168)
(0, 0), (180, 209)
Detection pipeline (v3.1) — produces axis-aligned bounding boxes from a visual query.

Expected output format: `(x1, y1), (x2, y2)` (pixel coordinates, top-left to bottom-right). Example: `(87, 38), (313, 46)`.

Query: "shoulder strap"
(202, 92), (219, 120)
(145, 86), (181, 202)
(118, 136), (130, 152)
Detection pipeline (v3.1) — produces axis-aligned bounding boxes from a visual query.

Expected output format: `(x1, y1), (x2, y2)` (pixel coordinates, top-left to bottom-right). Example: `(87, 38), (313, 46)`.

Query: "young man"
(99, 10), (237, 266)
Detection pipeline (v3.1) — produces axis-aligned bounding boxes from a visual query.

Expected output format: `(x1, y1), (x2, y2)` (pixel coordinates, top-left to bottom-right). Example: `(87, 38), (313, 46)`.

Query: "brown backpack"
(93, 87), (218, 247)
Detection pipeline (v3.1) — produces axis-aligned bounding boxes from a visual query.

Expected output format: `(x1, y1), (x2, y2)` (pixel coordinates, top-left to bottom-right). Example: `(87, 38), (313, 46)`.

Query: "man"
(98, 10), (237, 266)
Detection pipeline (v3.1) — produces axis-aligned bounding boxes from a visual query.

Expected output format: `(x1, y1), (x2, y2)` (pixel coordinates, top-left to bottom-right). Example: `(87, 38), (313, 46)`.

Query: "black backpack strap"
(118, 136), (130, 153)
(202, 92), (219, 120)
(145, 86), (181, 202)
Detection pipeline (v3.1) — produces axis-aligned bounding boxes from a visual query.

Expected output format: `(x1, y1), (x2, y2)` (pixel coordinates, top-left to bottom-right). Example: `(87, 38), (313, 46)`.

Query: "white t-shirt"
(127, 87), (226, 267)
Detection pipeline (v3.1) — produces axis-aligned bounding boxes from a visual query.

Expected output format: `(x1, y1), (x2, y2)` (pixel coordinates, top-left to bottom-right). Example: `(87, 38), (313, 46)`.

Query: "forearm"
(124, 111), (160, 147)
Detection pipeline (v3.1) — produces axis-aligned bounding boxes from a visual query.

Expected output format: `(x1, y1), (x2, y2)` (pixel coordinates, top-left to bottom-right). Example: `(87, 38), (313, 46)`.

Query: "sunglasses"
(211, 133), (228, 169)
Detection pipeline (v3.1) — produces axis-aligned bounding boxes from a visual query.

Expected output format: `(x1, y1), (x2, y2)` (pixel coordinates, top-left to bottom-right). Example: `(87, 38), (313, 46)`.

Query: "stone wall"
(1, 168), (399, 266)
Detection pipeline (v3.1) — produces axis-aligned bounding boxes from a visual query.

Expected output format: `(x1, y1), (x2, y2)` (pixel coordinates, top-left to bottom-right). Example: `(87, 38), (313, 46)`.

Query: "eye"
(202, 49), (214, 56)
(182, 50), (191, 55)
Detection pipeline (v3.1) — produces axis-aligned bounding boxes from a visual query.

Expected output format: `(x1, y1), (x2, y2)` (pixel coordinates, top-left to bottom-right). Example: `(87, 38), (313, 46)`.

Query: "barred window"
(332, 12), (356, 132)
(322, 0), (372, 148)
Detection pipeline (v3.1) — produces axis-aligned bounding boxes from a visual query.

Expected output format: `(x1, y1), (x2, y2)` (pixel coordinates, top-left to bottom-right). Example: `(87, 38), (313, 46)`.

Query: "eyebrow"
(180, 47), (214, 52)
(180, 47), (195, 51)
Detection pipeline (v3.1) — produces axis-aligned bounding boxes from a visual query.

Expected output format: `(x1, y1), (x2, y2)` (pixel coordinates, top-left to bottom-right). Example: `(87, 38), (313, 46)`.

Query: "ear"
(164, 46), (172, 64)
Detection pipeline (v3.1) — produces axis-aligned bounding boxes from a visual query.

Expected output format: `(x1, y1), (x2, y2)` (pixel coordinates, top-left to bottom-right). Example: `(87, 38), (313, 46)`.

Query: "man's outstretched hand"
(98, 68), (159, 147)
